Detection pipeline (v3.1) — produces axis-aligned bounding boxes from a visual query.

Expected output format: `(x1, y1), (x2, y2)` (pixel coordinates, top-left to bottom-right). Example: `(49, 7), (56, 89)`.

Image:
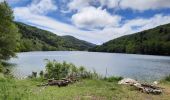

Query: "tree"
(0, 1), (19, 60)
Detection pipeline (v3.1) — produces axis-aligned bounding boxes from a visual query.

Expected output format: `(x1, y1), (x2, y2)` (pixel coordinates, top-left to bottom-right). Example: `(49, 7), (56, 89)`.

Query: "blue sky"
(3, 0), (170, 44)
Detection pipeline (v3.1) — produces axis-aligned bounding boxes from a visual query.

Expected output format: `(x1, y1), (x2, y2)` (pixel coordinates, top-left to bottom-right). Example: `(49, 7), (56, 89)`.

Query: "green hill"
(15, 22), (95, 52)
(89, 23), (170, 55)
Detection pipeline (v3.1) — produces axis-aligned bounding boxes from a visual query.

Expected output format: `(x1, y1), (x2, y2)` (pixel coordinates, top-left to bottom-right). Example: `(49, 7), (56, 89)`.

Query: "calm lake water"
(8, 51), (170, 82)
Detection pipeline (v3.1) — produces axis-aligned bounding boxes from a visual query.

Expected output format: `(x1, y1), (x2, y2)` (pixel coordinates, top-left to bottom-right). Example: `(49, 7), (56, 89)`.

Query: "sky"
(2, 0), (170, 44)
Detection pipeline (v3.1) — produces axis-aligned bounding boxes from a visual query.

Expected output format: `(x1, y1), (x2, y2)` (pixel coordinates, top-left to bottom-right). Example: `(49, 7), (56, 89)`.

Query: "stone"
(153, 81), (159, 85)
(118, 78), (139, 85)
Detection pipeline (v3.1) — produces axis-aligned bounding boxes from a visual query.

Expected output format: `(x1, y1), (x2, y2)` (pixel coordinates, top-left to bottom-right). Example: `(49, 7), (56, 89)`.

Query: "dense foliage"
(90, 24), (170, 55)
(164, 75), (170, 82)
(41, 60), (99, 80)
(0, 2), (19, 60)
(16, 22), (95, 52)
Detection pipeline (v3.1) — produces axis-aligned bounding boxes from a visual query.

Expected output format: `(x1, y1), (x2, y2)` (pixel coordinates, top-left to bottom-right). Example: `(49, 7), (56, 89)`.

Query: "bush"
(45, 60), (72, 79)
(164, 75), (170, 82)
(103, 76), (123, 82)
(0, 63), (3, 73)
(0, 62), (10, 75)
(39, 70), (44, 78)
(43, 60), (101, 80)
(28, 72), (37, 79)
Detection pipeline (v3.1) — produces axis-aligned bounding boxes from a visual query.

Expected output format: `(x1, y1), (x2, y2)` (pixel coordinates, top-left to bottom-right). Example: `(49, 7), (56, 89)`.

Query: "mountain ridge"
(89, 23), (170, 55)
(15, 22), (95, 52)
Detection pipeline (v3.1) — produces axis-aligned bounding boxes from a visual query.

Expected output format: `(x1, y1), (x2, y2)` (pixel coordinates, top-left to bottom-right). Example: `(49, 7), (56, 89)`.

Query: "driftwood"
(135, 83), (163, 95)
(118, 78), (163, 95)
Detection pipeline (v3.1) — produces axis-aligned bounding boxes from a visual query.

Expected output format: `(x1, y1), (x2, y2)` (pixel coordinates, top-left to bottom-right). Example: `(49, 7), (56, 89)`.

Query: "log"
(139, 83), (163, 95)
(38, 77), (77, 87)
(118, 78), (163, 95)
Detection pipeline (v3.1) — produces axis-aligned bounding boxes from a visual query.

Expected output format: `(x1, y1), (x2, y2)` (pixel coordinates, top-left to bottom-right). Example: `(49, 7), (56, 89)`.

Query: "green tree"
(0, 1), (19, 60)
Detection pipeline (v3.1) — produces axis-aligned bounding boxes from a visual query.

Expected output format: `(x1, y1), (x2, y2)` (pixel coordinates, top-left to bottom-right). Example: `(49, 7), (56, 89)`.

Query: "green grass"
(0, 76), (170, 100)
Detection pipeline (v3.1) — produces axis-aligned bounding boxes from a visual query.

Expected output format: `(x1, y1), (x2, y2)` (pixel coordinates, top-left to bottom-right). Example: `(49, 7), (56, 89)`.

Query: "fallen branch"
(37, 77), (78, 87)
(118, 78), (163, 95)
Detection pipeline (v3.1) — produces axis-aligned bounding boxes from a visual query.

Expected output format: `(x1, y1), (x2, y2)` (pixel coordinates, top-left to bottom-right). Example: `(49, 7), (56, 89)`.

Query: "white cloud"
(68, 0), (90, 11)
(71, 6), (121, 29)
(68, 0), (170, 11)
(99, 0), (119, 9)
(68, 0), (118, 11)
(25, 0), (57, 15)
(120, 0), (170, 11)
(124, 14), (170, 32)
(0, 0), (4, 2)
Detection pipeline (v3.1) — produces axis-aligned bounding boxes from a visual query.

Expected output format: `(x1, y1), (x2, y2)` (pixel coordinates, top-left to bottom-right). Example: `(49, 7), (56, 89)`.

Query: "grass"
(0, 76), (170, 100)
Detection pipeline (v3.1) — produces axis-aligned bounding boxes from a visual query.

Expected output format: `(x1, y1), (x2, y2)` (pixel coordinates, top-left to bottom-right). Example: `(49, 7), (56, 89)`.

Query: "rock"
(153, 81), (159, 85)
(118, 78), (139, 85)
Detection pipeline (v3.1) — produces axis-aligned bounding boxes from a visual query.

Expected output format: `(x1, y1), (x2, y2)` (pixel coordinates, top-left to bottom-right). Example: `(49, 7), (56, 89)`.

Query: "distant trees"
(0, 1), (19, 60)
(90, 24), (170, 55)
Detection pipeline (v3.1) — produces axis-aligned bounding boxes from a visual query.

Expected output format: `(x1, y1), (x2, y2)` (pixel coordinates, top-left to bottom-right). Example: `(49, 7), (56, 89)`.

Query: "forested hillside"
(16, 22), (95, 52)
(89, 24), (170, 55)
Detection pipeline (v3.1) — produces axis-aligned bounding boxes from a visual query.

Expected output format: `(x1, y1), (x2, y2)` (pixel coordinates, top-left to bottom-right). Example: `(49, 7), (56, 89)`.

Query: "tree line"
(89, 24), (170, 55)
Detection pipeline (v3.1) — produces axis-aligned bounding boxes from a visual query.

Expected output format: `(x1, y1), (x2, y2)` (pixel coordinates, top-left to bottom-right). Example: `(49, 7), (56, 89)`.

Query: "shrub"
(0, 63), (3, 73)
(103, 76), (123, 82)
(45, 60), (71, 79)
(44, 60), (101, 80)
(39, 70), (44, 78)
(164, 75), (170, 82)
(28, 72), (37, 78)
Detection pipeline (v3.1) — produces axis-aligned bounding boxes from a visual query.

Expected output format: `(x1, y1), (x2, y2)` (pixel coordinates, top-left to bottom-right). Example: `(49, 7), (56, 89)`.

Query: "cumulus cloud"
(71, 6), (121, 29)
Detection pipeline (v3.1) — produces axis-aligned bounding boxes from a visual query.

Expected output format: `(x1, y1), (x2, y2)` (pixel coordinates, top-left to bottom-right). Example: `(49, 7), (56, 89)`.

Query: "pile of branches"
(134, 83), (163, 95)
(38, 76), (79, 87)
(118, 78), (163, 95)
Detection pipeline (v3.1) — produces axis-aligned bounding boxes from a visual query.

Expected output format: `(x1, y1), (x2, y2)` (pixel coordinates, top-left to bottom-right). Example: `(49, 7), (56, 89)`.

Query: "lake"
(8, 51), (170, 82)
